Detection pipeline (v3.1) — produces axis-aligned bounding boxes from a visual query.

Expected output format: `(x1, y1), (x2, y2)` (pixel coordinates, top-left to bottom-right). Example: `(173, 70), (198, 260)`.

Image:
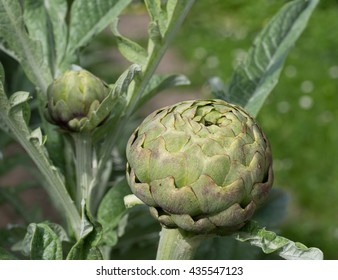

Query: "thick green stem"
(73, 133), (93, 211)
(2, 121), (81, 239)
(156, 227), (203, 260)
(126, 0), (195, 115)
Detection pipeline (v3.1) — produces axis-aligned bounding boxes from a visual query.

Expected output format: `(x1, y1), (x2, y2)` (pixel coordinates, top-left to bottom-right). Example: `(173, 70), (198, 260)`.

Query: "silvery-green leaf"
(111, 20), (148, 65)
(8, 91), (31, 126)
(97, 178), (131, 246)
(43, 0), (68, 72)
(124, 194), (144, 208)
(148, 21), (162, 46)
(0, 0), (52, 92)
(23, 0), (53, 72)
(145, 0), (167, 36)
(215, 0), (319, 117)
(67, 204), (103, 260)
(234, 221), (324, 260)
(0, 39), (19, 61)
(28, 127), (47, 146)
(8, 91), (30, 108)
(23, 0), (68, 74)
(21, 222), (64, 260)
(115, 64), (142, 102)
(63, 0), (132, 67)
(82, 65), (141, 132)
(86, 66), (137, 132)
(0, 74), (11, 133)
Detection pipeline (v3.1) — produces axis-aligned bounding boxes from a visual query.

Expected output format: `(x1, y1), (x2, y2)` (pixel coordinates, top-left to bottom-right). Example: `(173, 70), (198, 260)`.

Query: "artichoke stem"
(73, 132), (93, 211)
(156, 227), (203, 260)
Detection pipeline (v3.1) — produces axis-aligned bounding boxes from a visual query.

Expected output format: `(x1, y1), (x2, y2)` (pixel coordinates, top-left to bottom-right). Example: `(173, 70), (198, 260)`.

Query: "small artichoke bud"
(126, 99), (273, 235)
(45, 70), (110, 132)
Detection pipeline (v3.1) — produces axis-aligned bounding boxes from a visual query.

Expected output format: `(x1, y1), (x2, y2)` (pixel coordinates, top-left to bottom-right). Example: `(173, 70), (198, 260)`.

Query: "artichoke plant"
(45, 69), (110, 132)
(126, 99), (273, 235)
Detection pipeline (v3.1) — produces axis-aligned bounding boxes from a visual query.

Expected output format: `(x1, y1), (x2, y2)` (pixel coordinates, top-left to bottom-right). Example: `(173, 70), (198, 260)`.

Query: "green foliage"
(0, 0), (325, 260)
(0, 0), (52, 92)
(23, 0), (67, 76)
(235, 221), (323, 260)
(63, 0), (132, 71)
(210, 0), (319, 117)
(66, 221), (103, 260)
(21, 222), (69, 260)
(97, 178), (131, 247)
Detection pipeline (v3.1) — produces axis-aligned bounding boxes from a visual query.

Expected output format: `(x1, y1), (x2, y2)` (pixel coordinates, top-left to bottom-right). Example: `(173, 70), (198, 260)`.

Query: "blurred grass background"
(1, 0), (338, 259)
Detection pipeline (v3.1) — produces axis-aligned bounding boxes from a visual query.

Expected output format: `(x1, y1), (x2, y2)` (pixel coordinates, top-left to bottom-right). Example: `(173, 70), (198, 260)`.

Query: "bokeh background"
(1, 0), (338, 259)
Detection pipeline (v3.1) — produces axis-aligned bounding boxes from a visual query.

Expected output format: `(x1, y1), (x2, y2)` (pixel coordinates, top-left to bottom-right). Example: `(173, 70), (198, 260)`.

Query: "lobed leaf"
(213, 0), (319, 117)
(0, 62), (8, 112)
(44, 0), (68, 72)
(144, 0), (167, 37)
(8, 91), (31, 133)
(63, 0), (132, 67)
(82, 64), (141, 132)
(234, 221), (324, 260)
(67, 203), (103, 260)
(23, 0), (52, 73)
(21, 222), (66, 260)
(97, 178), (131, 246)
(23, 0), (68, 75)
(28, 128), (47, 146)
(111, 19), (148, 65)
(0, 0), (53, 92)
(0, 72), (11, 134)
(115, 64), (142, 98)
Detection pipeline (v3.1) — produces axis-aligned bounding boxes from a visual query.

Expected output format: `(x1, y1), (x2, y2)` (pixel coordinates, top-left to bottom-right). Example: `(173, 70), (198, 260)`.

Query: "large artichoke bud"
(126, 99), (273, 234)
(45, 70), (110, 132)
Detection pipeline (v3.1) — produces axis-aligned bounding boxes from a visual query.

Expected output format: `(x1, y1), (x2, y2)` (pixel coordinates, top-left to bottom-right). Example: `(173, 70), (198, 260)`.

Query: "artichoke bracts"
(126, 99), (273, 234)
(45, 70), (110, 132)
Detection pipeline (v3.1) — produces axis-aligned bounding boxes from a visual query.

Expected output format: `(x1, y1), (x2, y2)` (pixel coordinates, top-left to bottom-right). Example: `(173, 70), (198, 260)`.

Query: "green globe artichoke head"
(46, 70), (110, 132)
(126, 99), (273, 234)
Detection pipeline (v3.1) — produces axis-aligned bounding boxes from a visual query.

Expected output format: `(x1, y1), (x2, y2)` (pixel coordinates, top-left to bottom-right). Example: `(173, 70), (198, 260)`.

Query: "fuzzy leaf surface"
(213, 0), (319, 117)
(21, 222), (65, 260)
(0, 0), (52, 91)
(97, 178), (131, 246)
(235, 221), (324, 260)
(63, 0), (131, 67)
